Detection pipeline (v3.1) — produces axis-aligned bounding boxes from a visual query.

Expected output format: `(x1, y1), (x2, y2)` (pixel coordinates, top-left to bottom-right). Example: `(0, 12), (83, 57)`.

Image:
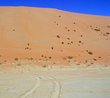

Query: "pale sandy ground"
(0, 65), (110, 98)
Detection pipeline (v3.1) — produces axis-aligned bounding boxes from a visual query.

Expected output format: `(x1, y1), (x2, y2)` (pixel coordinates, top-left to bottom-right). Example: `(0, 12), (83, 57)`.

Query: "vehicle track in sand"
(18, 74), (61, 98)
(48, 76), (61, 98)
(19, 77), (41, 98)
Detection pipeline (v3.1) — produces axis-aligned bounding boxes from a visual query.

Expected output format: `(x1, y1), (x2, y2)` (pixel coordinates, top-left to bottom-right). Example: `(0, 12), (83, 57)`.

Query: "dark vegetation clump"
(49, 56), (52, 59)
(67, 43), (70, 45)
(78, 41), (82, 43)
(58, 15), (61, 18)
(86, 50), (88, 52)
(67, 38), (70, 40)
(29, 58), (33, 60)
(27, 43), (30, 46)
(76, 63), (80, 65)
(17, 63), (21, 66)
(80, 35), (83, 37)
(25, 47), (31, 50)
(74, 30), (76, 32)
(68, 29), (70, 32)
(42, 65), (47, 68)
(93, 58), (97, 61)
(107, 26), (110, 28)
(88, 51), (93, 55)
(61, 42), (64, 44)
(85, 60), (88, 63)
(71, 41), (73, 44)
(67, 56), (73, 59)
(98, 56), (102, 58)
(12, 29), (15, 31)
(14, 58), (19, 61)
(65, 27), (68, 29)
(91, 62), (94, 65)
(51, 47), (54, 50)
(56, 35), (60, 38)
(86, 50), (93, 55)
(94, 28), (100, 31)
(53, 62), (56, 64)
(106, 32), (110, 35)
(73, 22), (76, 24)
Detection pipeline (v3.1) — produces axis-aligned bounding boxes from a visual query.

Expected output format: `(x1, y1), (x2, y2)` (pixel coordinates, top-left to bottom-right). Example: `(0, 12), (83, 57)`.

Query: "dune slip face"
(0, 7), (110, 67)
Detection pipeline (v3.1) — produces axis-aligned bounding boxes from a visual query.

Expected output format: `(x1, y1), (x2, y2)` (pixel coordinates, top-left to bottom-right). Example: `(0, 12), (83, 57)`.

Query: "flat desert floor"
(0, 65), (110, 98)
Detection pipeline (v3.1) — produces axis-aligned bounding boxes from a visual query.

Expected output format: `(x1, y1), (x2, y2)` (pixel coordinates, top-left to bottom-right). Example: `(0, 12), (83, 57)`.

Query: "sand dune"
(0, 7), (110, 98)
(0, 7), (110, 67)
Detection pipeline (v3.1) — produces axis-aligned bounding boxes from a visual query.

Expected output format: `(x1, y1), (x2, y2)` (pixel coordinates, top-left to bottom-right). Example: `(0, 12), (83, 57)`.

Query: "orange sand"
(0, 7), (110, 66)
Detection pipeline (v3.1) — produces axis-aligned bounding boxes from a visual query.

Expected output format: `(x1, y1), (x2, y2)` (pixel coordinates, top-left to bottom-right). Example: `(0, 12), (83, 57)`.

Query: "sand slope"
(0, 7), (110, 66)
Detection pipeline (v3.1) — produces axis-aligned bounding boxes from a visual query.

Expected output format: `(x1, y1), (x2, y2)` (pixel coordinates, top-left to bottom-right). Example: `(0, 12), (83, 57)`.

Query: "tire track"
(19, 77), (41, 98)
(49, 76), (61, 98)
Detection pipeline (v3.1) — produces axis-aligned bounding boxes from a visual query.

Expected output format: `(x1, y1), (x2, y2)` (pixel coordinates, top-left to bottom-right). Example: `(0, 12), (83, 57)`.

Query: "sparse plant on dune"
(107, 25), (110, 28)
(28, 58), (33, 60)
(14, 58), (19, 61)
(17, 63), (21, 66)
(94, 28), (100, 31)
(42, 65), (47, 68)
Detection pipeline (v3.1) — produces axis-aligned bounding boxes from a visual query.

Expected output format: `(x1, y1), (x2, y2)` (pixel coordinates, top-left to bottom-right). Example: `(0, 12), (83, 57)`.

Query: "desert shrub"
(65, 27), (67, 29)
(74, 30), (76, 32)
(51, 47), (54, 50)
(73, 22), (76, 24)
(56, 35), (60, 38)
(78, 41), (82, 43)
(58, 15), (61, 18)
(106, 32), (110, 35)
(49, 56), (52, 59)
(17, 63), (21, 66)
(71, 41), (73, 44)
(67, 38), (70, 40)
(80, 35), (83, 37)
(98, 56), (102, 58)
(93, 58), (97, 61)
(42, 65), (47, 68)
(107, 26), (110, 28)
(14, 58), (19, 61)
(68, 29), (70, 32)
(94, 28), (100, 31)
(61, 42), (64, 44)
(67, 56), (73, 59)
(12, 29), (15, 31)
(29, 58), (33, 60)
(88, 51), (93, 55)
